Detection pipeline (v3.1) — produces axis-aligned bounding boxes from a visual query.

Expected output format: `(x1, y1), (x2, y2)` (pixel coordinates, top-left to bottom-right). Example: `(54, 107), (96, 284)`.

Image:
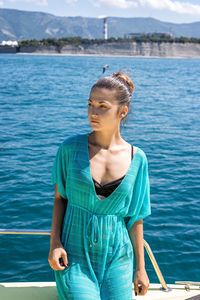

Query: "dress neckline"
(85, 132), (138, 201)
(93, 174), (125, 188)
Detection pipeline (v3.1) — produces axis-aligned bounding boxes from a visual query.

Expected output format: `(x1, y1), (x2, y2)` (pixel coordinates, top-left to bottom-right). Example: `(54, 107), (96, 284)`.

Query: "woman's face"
(87, 87), (124, 131)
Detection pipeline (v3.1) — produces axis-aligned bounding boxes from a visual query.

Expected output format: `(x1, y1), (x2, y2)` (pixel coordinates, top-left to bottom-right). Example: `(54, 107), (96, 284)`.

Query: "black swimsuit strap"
(93, 175), (125, 188)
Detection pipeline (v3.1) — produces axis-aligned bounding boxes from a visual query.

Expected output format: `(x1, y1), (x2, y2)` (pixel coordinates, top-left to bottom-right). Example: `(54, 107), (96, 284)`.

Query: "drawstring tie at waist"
(86, 214), (100, 247)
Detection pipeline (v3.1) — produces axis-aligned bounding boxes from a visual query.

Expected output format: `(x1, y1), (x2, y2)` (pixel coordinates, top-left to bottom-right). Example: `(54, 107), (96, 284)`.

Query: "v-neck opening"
(85, 132), (139, 201)
(93, 175), (125, 187)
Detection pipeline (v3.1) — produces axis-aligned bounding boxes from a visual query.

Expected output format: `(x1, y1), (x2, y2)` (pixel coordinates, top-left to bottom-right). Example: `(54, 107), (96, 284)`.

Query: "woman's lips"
(91, 119), (99, 123)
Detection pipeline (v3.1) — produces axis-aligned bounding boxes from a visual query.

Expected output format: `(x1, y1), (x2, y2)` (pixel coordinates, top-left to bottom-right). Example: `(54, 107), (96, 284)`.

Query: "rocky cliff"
(17, 42), (200, 58)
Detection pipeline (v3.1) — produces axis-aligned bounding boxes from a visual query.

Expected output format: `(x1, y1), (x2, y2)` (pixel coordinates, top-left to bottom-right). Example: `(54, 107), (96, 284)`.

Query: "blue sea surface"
(0, 54), (200, 284)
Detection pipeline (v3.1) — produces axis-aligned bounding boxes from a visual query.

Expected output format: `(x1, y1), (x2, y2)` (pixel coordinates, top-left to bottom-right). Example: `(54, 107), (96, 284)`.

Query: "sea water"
(0, 54), (199, 284)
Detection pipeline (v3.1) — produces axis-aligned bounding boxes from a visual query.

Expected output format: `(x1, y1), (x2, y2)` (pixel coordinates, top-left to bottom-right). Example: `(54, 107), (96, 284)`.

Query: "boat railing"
(0, 229), (171, 291)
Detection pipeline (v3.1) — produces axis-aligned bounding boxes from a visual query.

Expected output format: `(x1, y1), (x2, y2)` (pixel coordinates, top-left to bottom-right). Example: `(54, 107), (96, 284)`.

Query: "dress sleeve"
(51, 143), (68, 199)
(125, 152), (151, 231)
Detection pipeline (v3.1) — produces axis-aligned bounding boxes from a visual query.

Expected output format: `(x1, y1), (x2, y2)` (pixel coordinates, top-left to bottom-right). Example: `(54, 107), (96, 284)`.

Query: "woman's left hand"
(133, 268), (150, 296)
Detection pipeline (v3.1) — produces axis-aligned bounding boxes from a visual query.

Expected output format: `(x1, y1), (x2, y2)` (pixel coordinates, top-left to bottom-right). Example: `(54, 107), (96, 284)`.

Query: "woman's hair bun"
(112, 71), (134, 95)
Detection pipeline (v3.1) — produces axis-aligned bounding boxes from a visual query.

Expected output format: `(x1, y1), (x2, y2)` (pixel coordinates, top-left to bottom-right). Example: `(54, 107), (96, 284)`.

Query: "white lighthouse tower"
(103, 17), (108, 40)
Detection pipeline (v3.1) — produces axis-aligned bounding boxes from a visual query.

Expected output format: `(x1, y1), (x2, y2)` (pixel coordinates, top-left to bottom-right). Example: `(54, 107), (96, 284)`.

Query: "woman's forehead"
(89, 88), (117, 103)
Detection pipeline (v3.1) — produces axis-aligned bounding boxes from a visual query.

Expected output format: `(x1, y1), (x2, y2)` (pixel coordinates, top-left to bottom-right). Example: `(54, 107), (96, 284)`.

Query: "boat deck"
(0, 282), (199, 300)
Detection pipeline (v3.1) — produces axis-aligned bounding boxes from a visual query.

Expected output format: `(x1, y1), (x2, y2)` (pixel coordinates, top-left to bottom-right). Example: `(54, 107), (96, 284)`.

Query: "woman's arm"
(48, 184), (69, 271)
(128, 219), (150, 296)
(50, 184), (67, 248)
(128, 219), (145, 270)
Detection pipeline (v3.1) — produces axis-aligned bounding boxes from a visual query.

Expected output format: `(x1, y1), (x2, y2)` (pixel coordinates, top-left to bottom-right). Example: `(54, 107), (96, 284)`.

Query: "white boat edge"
(0, 282), (199, 300)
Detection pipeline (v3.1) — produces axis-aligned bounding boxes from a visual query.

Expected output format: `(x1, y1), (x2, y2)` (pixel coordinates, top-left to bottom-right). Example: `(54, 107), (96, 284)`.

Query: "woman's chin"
(90, 125), (102, 131)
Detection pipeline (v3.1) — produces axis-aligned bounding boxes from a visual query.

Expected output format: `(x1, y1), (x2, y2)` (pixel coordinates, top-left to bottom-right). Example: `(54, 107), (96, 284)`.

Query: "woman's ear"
(118, 105), (129, 118)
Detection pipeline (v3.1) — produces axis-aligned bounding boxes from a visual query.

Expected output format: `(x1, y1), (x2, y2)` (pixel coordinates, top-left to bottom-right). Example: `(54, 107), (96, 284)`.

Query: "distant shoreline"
(15, 52), (199, 59)
(1, 40), (200, 58)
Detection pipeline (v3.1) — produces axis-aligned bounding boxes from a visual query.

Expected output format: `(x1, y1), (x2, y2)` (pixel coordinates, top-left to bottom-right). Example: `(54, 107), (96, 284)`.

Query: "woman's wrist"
(135, 263), (146, 272)
(50, 236), (62, 248)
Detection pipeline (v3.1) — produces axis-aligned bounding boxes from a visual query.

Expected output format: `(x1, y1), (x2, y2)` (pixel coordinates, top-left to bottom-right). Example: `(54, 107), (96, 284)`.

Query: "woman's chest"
(89, 146), (134, 185)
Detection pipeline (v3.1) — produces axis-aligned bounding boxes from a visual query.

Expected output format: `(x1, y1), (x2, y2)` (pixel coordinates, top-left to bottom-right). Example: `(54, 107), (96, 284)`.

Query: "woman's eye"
(87, 103), (107, 109)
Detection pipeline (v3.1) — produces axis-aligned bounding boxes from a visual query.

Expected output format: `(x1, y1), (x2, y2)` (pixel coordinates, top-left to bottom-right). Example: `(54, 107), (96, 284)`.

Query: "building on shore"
(124, 32), (174, 39)
(0, 40), (19, 53)
(0, 40), (19, 47)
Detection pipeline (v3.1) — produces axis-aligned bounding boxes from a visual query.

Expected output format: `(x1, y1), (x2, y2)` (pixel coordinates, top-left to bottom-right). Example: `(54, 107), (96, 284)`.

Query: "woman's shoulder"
(60, 132), (86, 150)
(62, 132), (84, 144)
(134, 145), (148, 164)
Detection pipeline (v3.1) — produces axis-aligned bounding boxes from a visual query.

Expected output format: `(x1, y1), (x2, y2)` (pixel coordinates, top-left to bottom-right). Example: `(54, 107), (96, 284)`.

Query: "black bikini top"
(92, 145), (134, 197)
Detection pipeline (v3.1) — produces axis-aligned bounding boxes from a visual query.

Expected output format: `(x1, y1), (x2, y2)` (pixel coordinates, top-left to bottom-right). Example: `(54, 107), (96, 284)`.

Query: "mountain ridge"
(0, 8), (199, 41)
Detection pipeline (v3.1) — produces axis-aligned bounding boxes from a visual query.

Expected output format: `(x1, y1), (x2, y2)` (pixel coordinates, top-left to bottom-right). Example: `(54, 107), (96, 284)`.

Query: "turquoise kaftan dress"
(51, 132), (151, 300)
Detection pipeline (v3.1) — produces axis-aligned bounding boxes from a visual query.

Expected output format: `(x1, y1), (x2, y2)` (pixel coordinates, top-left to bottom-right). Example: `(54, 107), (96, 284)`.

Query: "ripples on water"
(0, 54), (199, 283)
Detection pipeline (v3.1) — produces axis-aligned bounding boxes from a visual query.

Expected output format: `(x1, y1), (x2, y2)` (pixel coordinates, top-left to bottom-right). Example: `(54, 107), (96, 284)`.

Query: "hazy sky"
(1, 0), (200, 23)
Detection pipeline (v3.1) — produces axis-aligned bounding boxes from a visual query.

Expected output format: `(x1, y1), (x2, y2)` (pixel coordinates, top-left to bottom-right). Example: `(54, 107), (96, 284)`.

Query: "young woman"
(48, 71), (151, 300)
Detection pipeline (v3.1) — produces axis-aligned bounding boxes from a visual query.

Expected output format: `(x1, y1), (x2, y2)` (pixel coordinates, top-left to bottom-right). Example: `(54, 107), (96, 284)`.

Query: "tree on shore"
(18, 34), (200, 48)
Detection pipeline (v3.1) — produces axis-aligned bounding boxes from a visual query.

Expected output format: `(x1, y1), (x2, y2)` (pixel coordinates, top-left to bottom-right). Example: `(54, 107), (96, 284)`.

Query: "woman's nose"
(90, 106), (99, 116)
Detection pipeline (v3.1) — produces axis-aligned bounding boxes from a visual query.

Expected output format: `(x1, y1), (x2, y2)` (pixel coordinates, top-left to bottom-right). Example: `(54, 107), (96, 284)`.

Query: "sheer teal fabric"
(125, 152), (151, 230)
(51, 143), (68, 199)
(51, 132), (151, 300)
